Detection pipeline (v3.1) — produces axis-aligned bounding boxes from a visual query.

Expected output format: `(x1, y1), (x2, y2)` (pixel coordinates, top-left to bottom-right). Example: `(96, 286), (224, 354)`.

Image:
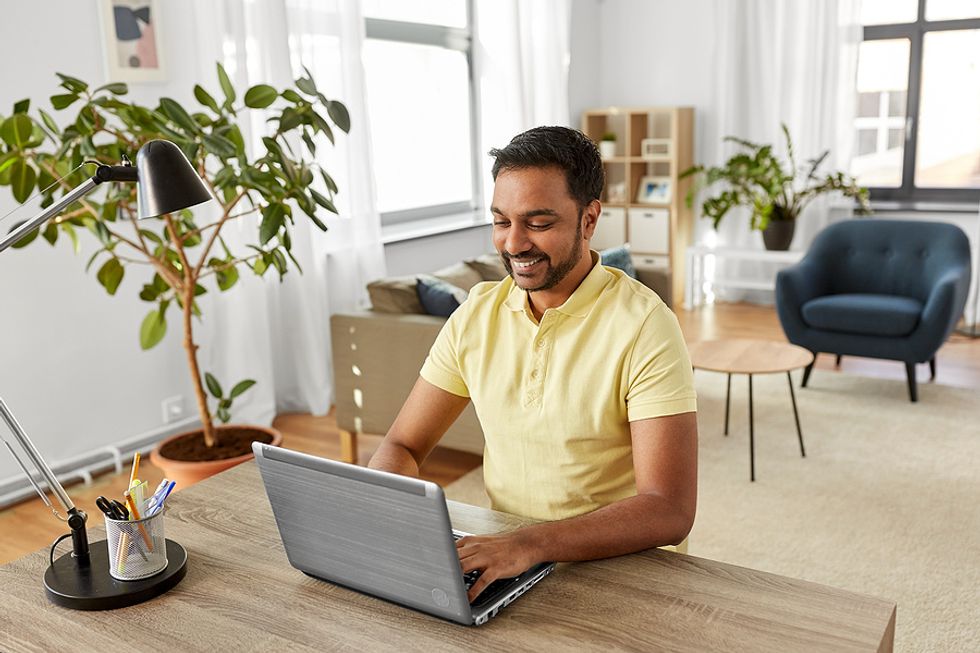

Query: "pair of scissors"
(95, 496), (129, 521)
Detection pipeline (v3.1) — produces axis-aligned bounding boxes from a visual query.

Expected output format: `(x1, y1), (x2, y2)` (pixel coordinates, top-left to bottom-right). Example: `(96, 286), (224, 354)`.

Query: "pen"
(128, 451), (141, 489)
(124, 491), (154, 552)
(147, 480), (176, 516)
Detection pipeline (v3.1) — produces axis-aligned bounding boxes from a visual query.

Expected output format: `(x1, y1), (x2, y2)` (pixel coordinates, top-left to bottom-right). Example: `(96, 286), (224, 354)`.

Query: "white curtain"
(190, 0), (385, 424)
(474, 0), (572, 204)
(699, 0), (862, 300)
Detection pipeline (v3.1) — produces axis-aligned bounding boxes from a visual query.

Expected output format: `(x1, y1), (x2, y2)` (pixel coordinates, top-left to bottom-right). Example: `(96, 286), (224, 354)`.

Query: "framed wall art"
(99, 0), (166, 82)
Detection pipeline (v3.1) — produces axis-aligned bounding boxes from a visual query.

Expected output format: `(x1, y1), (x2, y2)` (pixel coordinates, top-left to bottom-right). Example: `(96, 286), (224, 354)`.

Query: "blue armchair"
(776, 219), (972, 401)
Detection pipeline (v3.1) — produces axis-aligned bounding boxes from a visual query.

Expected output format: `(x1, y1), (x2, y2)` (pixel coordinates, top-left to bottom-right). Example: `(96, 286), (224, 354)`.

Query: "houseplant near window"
(681, 125), (871, 250)
(0, 65), (350, 486)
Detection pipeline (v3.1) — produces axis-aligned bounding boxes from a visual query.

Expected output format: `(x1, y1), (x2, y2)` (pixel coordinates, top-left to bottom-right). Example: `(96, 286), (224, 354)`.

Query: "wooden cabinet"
(581, 107), (694, 304)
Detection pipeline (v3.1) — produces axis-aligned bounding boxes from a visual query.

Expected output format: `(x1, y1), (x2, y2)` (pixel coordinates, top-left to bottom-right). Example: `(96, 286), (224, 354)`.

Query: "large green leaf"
(229, 379), (256, 399)
(295, 76), (317, 96)
(159, 97), (200, 134)
(9, 159), (36, 203)
(326, 100), (351, 133)
(96, 258), (125, 295)
(50, 93), (79, 110)
(1, 114), (34, 148)
(56, 73), (88, 93)
(139, 308), (167, 350)
(202, 133), (237, 158)
(244, 84), (278, 109)
(217, 262), (239, 291)
(204, 372), (223, 398)
(194, 84), (221, 113)
(216, 63), (236, 108)
(259, 203), (285, 245)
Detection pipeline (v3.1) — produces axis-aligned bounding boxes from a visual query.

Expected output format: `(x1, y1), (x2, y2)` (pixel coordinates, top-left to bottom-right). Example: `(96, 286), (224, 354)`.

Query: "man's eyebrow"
(490, 207), (560, 219)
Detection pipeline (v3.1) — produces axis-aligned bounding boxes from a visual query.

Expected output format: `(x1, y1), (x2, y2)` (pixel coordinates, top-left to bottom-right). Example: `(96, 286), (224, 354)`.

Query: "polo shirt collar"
(503, 250), (611, 318)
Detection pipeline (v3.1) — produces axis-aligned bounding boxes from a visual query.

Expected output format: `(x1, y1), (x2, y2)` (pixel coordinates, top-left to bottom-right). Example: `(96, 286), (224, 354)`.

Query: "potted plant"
(0, 65), (350, 486)
(680, 124), (871, 250)
(599, 131), (617, 160)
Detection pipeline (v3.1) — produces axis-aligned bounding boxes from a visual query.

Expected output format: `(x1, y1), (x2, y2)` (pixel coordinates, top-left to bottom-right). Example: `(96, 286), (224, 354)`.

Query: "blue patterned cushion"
(600, 245), (637, 279)
(416, 276), (469, 317)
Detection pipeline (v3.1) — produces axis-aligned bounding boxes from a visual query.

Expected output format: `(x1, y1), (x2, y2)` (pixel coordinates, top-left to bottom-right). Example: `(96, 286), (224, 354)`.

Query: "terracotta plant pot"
(150, 424), (282, 489)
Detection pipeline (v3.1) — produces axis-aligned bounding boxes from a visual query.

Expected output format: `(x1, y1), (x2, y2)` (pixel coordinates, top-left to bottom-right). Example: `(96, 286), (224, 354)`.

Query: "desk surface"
(0, 461), (895, 652)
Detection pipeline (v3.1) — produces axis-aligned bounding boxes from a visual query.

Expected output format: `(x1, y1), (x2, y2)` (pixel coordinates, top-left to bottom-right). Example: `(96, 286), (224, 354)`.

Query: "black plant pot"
(762, 220), (796, 251)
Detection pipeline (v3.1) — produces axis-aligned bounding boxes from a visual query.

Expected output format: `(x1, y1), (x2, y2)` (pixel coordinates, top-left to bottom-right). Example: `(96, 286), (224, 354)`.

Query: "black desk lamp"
(0, 139), (211, 609)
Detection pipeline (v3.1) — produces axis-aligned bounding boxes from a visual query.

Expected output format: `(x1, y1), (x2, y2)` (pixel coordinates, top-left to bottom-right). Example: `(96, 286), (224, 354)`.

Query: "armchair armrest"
(775, 260), (830, 340)
(909, 266), (972, 359)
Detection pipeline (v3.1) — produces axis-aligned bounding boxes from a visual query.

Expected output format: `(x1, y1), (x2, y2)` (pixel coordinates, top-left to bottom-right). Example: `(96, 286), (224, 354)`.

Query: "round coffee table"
(688, 339), (814, 482)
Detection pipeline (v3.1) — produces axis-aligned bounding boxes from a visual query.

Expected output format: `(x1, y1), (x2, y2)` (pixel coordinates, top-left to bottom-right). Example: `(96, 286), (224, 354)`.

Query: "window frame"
(364, 2), (483, 226)
(861, 1), (980, 203)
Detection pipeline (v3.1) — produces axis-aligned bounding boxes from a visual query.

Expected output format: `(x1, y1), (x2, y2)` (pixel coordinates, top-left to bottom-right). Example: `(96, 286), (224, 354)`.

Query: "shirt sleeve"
(625, 304), (698, 421)
(419, 303), (471, 398)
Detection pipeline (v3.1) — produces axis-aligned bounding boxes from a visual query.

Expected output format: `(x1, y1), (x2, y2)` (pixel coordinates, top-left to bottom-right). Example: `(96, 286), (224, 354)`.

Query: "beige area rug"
(444, 371), (980, 652)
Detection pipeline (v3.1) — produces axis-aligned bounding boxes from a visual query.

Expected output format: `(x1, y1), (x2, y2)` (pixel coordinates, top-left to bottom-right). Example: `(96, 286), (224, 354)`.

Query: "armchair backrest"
(804, 219), (971, 302)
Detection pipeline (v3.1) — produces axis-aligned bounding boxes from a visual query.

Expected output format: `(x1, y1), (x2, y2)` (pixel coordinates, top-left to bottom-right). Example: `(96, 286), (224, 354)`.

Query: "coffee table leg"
(748, 374), (755, 482)
(787, 371), (806, 457)
(724, 373), (731, 436)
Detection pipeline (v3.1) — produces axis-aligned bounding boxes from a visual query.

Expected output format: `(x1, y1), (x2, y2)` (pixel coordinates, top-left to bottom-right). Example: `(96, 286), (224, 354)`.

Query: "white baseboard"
(0, 417), (201, 509)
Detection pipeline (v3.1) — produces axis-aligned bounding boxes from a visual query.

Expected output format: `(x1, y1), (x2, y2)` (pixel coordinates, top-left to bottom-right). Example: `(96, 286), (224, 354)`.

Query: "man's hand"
(456, 529), (539, 603)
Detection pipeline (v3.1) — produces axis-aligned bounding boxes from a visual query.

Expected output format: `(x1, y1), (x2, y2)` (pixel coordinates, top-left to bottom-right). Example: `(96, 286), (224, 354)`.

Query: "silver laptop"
(252, 443), (555, 626)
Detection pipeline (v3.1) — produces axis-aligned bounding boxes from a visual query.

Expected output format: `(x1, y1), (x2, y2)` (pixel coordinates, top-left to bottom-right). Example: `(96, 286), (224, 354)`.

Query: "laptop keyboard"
(453, 532), (519, 598)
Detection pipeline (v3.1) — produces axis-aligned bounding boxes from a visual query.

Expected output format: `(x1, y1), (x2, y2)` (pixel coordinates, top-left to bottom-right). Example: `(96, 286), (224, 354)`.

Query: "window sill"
(868, 200), (980, 215)
(381, 211), (491, 245)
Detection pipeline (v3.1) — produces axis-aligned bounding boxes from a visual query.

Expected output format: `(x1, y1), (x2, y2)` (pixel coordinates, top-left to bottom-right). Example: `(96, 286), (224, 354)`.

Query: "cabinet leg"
(339, 429), (358, 464)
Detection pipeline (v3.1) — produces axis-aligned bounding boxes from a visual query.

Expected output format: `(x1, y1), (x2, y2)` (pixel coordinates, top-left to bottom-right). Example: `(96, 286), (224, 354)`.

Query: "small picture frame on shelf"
(606, 181), (627, 204)
(635, 176), (672, 204)
(641, 138), (671, 159)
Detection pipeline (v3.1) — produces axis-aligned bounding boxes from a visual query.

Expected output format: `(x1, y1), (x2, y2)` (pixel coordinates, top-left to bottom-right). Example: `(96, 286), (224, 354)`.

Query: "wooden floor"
(3, 302), (978, 565)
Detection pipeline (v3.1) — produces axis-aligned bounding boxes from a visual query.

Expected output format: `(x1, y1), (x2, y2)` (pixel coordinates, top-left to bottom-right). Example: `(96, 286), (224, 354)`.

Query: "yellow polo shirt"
(420, 253), (697, 521)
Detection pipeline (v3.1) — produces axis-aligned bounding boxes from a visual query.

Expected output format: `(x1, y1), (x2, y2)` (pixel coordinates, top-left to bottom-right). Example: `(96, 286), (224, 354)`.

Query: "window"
(362, 0), (480, 225)
(852, 0), (980, 203)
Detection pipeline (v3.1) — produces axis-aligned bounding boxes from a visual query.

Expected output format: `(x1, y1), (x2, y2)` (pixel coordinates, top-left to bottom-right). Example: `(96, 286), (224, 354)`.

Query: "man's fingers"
(468, 571), (499, 602)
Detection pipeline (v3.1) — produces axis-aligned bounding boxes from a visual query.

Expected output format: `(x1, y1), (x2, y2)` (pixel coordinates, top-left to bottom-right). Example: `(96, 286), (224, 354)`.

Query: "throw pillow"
(416, 275), (469, 317)
(367, 275), (425, 313)
(465, 253), (508, 281)
(432, 261), (484, 291)
(601, 245), (637, 279)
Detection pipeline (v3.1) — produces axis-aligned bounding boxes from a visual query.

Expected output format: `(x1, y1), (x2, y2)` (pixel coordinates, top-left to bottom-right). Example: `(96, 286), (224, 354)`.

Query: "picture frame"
(641, 138), (672, 159)
(99, 0), (166, 83)
(635, 176), (672, 204)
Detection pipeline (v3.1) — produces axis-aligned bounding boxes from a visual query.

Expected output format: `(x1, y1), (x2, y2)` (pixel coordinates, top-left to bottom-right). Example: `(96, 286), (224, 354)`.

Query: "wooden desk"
(0, 461), (895, 652)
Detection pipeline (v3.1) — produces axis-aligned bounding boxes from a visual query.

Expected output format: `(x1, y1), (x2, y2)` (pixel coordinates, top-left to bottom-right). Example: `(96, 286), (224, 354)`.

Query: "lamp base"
(44, 538), (187, 610)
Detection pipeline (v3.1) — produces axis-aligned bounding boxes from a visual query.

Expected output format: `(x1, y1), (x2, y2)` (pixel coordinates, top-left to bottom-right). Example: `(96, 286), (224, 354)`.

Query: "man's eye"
(528, 223), (552, 230)
(493, 221), (509, 228)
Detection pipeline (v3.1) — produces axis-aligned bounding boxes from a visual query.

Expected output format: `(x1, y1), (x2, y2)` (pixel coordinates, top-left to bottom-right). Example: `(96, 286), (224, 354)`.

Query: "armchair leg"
(339, 429), (358, 464)
(905, 363), (918, 402)
(929, 358), (936, 381)
(801, 361), (814, 388)
(835, 354), (842, 368)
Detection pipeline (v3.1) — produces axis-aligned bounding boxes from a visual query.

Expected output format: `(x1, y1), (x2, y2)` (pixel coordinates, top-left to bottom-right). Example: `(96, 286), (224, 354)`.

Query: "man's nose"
(504, 223), (532, 255)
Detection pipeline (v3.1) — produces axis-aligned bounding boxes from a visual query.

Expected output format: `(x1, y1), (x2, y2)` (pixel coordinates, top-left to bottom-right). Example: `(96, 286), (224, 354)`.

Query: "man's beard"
(502, 219), (583, 292)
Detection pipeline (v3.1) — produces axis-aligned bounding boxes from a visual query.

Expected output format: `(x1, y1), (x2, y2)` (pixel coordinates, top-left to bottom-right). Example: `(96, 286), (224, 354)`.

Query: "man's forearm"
(367, 439), (422, 477)
(521, 493), (694, 563)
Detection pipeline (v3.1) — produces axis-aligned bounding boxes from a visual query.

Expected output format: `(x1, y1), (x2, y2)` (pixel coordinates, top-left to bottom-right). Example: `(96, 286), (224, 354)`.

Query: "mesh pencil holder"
(105, 510), (168, 581)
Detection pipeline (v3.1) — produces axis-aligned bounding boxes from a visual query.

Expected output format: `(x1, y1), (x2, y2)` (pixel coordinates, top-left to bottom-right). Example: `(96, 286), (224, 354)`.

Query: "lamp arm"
(0, 163), (140, 255)
(0, 397), (75, 513)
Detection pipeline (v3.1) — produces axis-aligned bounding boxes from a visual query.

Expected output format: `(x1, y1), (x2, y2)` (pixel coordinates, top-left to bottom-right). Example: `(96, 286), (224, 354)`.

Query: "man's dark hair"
(489, 126), (604, 209)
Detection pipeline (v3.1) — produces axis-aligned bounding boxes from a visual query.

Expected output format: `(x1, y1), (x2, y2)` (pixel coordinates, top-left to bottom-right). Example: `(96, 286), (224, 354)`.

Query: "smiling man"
(369, 126), (698, 602)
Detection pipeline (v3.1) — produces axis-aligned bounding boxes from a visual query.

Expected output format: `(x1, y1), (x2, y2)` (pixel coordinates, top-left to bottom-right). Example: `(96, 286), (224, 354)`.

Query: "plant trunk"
(183, 287), (216, 447)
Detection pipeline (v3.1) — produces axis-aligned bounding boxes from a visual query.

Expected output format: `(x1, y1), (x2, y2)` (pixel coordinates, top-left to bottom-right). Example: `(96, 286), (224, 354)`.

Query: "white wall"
(0, 1), (207, 485)
(384, 226), (493, 277)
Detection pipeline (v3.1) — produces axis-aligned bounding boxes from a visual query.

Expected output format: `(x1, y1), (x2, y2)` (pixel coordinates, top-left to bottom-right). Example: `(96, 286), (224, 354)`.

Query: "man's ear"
(582, 200), (601, 240)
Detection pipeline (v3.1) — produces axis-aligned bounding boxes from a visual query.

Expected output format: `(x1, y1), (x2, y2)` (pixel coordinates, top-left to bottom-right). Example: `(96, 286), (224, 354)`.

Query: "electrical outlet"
(161, 396), (185, 424)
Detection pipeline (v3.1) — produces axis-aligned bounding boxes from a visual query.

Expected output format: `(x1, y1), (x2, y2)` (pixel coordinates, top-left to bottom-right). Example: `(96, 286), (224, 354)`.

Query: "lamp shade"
(136, 140), (213, 219)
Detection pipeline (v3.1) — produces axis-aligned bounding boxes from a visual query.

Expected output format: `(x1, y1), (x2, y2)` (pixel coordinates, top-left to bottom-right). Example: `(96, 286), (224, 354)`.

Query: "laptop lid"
(252, 443), (474, 624)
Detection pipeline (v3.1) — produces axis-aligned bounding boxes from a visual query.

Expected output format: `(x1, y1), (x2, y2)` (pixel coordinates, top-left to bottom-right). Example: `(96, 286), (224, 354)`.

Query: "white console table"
(685, 245), (805, 309)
